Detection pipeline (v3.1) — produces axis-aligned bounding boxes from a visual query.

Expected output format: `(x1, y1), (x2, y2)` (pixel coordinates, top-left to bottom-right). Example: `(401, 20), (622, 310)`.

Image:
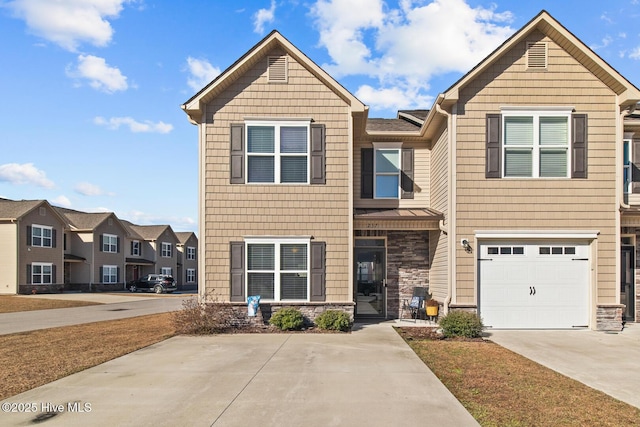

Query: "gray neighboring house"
(176, 231), (198, 291)
(0, 199), (67, 294)
(123, 222), (180, 280)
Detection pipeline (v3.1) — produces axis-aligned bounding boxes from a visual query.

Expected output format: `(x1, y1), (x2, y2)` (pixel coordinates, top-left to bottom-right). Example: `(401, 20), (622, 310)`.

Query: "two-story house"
(125, 223), (179, 280)
(56, 207), (127, 292)
(0, 199), (67, 294)
(176, 231), (198, 291)
(183, 10), (640, 331)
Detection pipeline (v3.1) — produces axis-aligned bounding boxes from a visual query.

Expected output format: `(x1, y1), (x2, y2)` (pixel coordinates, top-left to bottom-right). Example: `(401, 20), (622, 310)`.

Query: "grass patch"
(0, 295), (100, 313)
(0, 312), (176, 400)
(397, 327), (640, 427)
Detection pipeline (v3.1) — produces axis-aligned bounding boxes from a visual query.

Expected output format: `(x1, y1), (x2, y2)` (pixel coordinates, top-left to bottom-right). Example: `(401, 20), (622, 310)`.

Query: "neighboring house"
(0, 199), (67, 294)
(124, 223), (179, 280)
(176, 231), (198, 291)
(56, 208), (127, 292)
(121, 220), (156, 283)
(183, 10), (640, 331)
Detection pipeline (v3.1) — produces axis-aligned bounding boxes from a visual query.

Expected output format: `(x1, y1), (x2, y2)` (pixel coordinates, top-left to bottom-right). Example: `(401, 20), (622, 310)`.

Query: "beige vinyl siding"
(92, 220), (125, 283)
(428, 127), (449, 300)
(18, 207), (65, 286)
(0, 224), (18, 293)
(353, 139), (431, 208)
(455, 31), (618, 304)
(201, 48), (351, 302)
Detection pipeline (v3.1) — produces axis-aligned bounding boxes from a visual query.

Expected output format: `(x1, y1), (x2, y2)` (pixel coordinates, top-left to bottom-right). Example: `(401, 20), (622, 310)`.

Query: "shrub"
(315, 310), (352, 332)
(173, 298), (236, 334)
(439, 311), (484, 338)
(269, 307), (304, 330)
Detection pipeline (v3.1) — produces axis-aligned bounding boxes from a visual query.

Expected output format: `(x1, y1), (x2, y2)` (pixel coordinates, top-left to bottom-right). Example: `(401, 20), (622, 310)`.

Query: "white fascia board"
(474, 230), (600, 240)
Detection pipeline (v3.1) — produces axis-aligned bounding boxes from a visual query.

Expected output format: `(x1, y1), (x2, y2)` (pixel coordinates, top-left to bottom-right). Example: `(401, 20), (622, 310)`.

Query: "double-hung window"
(161, 242), (172, 258)
(187, 246), (196, 260)
(103, 234), (118, 253)
(502, 109), (571, 178)
(131, 240), (141, 256)
(374, 143), (402, 198)
(187, 268), (196, 283)
(32, 225), (52, 247)
(161, 267), (172, 276)
(102, 265), (117, 283)
(246, 238), (309, 301)
(624, 138), (632, 194)
(246, 121), (310, 184)
(32, 263), (52, 284)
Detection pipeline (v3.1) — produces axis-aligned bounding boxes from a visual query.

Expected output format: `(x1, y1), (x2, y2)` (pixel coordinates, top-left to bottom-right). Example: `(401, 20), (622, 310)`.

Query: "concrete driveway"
(0, 322), (479, 427)
(487, 324), (640, 409)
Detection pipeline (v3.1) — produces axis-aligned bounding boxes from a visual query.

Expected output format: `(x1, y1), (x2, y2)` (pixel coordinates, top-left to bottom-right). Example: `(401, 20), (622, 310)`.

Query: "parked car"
(127, 274), (176, 294)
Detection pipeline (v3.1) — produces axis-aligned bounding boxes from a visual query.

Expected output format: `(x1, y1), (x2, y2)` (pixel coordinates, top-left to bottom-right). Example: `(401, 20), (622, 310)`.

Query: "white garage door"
(479, 241), (590, 329)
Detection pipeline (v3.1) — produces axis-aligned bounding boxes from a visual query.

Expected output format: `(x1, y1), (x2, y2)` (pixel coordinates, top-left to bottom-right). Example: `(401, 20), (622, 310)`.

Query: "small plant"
(173, 298), (236, 334)
(315, 310), (352, 332)
(269, 307), (304, 330)
(439, 310), (484, 338)
(426, 298), (439, 307)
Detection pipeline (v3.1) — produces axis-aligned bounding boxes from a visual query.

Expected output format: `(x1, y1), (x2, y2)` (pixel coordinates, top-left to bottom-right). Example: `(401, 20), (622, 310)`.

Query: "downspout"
(435, 101), (453, 315)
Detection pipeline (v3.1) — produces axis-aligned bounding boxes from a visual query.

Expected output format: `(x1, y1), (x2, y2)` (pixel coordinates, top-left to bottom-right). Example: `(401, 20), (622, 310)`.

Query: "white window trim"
(372, 142), (403, 199)
(245, 120), (311, 185)
(187, 246), (196, 260)
(501, 108), (573, 178)
(624, 138), (632, 194)
(186, 268), (196, 283)
(244, 237), (311, 302)
(32, 224), (53, 247)
(32, 262), (53, 284)
(161, 242), (172, 258)
(161, 267), (173, 276)
(102, 265), (118, 284)
(103, 234), (118, 253)
(132, 240), (141, 256)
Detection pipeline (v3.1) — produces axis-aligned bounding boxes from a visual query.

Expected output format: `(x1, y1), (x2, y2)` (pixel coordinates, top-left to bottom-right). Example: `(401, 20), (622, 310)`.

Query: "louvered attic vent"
(527, 42), (547, 69)
(268, 56), (287, 82)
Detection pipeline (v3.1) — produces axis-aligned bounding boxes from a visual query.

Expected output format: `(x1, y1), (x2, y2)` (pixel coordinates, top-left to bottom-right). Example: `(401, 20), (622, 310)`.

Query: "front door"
(354, 239), (386, 318)
(621, 246), (635, 321)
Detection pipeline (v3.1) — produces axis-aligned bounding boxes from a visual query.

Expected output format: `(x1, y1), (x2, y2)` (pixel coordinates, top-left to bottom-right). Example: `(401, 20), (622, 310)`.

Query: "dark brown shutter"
(52, 265), (57, 284)
(310, 241), (326, 301)
(486, 114), (502, 178)
(99, 235), (104, 252)
(131, 241), (134, 254)
(116, 267), (120, 283)
(230, 241), (245, 302)
(310, 124), (326, 184)
(230, 124), (245, 184)
(401, 148), (414, 199)
(26, 264), (32, 284)
(52, 229), (57, 248)
(632, 138), (640, 193)
(99, 267), (104, 282)
(116, 236), (120, 253)
(26, 226), (32, 246)
(361, 148), (374, 198)
(571, 113), (588, 179)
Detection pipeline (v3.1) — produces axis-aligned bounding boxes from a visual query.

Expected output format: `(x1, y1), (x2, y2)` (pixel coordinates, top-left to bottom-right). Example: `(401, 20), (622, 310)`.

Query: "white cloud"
(0, 163), (54, 188)
(630, 47), (640, 60)
(4, 0), (132, 52)
(253, 0), (276, 34)
(51, 195), (72, 208)
(66, 55), (128, 93)
(123, 210), (197, 232)
(74, 182), (109, 196)
(185, 57), (221, 91)
(310, 0), (514, 113)
(93, 116), (173, 133)
(591, 35), (613, 50)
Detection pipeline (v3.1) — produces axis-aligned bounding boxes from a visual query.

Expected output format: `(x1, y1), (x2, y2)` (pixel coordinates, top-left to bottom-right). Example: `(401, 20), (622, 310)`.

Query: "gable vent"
(527, 42), (547, 69)
(268, 56), (287, 82)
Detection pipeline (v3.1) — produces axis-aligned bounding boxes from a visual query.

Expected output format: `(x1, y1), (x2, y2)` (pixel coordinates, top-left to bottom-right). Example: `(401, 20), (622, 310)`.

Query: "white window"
(624, 138), (632, 194)
(161, 242), (172, 258)
(246, 121), (310, 184)
(161, 267), (172, 276)
(32, 263), (52, 284)
(373, 142), (402, 199)
(502, 109), (571, 178)
(32, 225), (52, 247)
(246, 238), (310, 301)
(103, 234), (118, 253)
(187, 268), (196, 283)
(102, 265), (117, 283)
(132, 240), (141, 256)
(187, 246), (196, 260)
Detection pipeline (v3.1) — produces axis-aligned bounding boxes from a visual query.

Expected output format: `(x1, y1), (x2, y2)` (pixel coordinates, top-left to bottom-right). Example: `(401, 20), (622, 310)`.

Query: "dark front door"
(354, 239), (386, 318)
(621, 246), (635, 321)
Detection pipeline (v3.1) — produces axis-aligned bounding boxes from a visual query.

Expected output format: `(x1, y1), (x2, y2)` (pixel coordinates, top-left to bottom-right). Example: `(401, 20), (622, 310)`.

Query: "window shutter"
(486, 114), (502, 178)
(116, 236), (120, 253)
(99, 235), (104, 252)
(310, 241), (326, 301)
(310, 124), (326, 184)
(230, 124), (245, 184)
(131, 241), (134, 254)
(571, 113), (588, 179)
(401, 148), (414, 199)
(27, 226), (32, 246)
(361, 148), (374, 198)
(230, 241), (245, 302)
(26, 264), (32, 284)
(52, 229), (57, 248)
(99, 267), (104, 283)
(52, 265), (57, 284)
(116, 267), (120, 283)
(632, 138), (640, 193)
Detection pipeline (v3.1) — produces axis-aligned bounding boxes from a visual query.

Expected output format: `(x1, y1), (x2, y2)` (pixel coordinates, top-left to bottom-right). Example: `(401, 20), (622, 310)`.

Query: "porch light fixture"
(461, 238), (472, 253)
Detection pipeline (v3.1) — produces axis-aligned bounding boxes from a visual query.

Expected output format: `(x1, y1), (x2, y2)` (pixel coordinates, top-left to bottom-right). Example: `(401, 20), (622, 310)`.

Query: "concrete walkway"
(487, 324), (640, 409)
(0, 321), (479, 427)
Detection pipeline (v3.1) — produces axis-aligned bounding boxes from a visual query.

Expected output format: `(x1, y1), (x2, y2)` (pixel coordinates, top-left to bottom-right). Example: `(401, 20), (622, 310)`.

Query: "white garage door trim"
(478, 236), (592, 329)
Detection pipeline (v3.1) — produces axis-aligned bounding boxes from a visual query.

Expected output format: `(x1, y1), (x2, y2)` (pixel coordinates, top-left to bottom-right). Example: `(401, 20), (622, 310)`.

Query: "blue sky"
(1, 0), (638, 233)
